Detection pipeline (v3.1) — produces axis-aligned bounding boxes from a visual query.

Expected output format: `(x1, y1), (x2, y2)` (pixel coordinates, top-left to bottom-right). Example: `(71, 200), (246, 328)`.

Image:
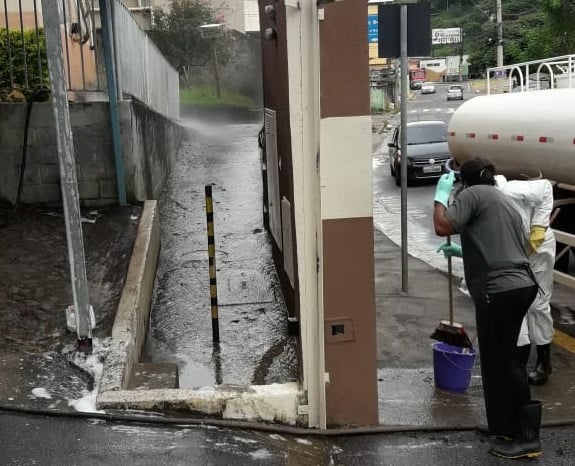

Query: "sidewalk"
(1, 117), (575, 431)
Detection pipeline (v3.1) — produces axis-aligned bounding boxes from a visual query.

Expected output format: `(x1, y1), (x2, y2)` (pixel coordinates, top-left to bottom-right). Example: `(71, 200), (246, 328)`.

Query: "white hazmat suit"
(495, 175), (555, 347)
(495, 175), (555, 385)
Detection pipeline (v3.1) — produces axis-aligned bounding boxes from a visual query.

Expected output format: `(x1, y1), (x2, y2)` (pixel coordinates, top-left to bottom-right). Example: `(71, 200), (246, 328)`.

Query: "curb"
(97, 201), (303, 425)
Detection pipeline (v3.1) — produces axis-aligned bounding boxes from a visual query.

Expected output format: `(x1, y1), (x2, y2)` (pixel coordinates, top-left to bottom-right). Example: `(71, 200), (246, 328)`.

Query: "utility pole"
(496, 0), (503, 90)
(41, 0), (93, 353)
(211, 38), (221, 99)
(496, 0), (503, 67)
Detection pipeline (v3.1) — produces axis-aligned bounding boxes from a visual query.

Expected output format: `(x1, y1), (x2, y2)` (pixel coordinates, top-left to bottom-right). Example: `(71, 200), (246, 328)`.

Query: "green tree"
(539, 0), (575, 54)
(429, 0), (571, 74)
(148, 0), (231, 87)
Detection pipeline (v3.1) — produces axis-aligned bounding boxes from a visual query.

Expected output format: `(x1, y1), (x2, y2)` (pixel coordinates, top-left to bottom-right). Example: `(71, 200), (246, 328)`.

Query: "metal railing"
(551, 195), (575, 291)
(1, 0), (47, 94)
(487, 54), (575, 95)
(112, 0), (179, 119)
(1, 0), (179, 119)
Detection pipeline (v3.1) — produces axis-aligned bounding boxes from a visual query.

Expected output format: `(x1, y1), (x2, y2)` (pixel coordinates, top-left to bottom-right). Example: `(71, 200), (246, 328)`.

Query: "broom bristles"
(430, 321), (473, 348)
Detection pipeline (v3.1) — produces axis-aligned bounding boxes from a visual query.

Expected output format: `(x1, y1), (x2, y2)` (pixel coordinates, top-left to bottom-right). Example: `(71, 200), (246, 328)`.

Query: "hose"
(0, 403), (573, 436)
(0, 85), (51, 229)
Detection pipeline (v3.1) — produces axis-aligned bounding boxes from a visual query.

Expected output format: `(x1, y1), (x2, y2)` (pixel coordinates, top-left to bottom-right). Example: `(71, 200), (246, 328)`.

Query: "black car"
(388, 121), (451, 186)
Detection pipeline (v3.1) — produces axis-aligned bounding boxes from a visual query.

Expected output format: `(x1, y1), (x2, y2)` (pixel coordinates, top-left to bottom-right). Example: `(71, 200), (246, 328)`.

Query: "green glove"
(434, 172), (455, 208)
(437, 241), (462, 258)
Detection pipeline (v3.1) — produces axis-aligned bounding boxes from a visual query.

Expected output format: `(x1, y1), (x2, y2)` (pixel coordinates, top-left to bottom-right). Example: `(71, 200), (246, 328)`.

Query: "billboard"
(432, 28), (462, 45)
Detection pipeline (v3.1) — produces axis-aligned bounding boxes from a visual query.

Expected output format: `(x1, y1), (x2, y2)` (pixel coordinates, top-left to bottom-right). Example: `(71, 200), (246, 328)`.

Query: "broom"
(430, 235), (474, 349)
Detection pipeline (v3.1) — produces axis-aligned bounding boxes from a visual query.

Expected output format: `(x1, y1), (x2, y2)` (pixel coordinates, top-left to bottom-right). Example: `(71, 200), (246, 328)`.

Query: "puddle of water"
(178, 361), (215, 388)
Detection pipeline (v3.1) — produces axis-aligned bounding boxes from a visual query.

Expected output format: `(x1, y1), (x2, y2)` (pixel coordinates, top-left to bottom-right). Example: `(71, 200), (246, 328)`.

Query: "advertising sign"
(432, 28), (462, 45)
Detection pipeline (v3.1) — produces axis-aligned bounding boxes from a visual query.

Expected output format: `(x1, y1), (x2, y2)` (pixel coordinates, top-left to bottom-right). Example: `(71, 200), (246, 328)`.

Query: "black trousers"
(475, 284), (538, 437)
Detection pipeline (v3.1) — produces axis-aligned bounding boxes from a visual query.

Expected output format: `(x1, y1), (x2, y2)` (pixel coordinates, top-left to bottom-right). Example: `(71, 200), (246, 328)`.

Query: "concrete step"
(128, 362), (179, 390)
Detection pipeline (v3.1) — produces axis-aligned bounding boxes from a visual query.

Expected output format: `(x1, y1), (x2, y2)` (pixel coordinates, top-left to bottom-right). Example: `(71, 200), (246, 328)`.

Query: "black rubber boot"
(518, 344), (531, 369)
(489, 401), (542, 459)
(528, 344), (552, 385)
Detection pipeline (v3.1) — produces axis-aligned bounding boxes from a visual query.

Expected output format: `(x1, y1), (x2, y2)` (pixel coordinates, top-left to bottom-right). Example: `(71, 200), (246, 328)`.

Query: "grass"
(180, 86), (254, 108)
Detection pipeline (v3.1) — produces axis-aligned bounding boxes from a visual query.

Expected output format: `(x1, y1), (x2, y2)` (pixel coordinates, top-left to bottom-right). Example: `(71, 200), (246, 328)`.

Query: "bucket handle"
(441, 351), (474, 372)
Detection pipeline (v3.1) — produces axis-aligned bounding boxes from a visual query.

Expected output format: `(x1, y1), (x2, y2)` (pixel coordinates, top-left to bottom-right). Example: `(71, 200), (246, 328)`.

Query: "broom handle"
(447, 235), (454, 325)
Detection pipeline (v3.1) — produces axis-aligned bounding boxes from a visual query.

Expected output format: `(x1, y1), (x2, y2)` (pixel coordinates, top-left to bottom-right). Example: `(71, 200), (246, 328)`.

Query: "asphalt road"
(372, 84), (471, 284)
(1, 410), (574, 465)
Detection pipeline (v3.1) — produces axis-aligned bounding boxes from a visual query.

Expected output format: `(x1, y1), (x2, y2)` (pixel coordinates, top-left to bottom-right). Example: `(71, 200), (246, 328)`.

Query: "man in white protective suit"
(495, 175), (556, 385)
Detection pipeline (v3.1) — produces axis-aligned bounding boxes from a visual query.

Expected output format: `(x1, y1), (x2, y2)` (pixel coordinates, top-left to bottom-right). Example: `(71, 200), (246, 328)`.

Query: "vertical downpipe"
(98, 0), (127, 205)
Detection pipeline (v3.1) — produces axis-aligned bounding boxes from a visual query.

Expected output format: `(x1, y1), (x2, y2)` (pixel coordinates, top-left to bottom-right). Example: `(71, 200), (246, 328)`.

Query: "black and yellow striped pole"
(205, 185), (220, 342)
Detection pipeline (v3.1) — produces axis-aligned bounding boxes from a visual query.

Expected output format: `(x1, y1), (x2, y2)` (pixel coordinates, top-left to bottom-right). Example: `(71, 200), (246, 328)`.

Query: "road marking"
(553, 329), (575, 353)
(408, 108), (456, 114)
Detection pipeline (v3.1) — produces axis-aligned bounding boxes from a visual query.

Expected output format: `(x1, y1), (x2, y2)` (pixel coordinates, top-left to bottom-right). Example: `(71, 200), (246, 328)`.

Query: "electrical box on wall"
(324, 317), (355, 344)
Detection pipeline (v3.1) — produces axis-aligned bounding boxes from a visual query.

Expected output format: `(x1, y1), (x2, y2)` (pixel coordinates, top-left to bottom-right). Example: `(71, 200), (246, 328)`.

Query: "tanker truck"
(447, 87), (575, 283)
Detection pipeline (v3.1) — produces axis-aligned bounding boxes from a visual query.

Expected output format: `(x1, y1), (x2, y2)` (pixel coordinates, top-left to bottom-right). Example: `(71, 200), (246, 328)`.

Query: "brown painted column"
(318, 0), (378, 426)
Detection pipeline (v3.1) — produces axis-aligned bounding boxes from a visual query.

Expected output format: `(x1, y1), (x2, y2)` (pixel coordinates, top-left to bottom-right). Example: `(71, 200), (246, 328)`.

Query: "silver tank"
(448, 88), (575, 184)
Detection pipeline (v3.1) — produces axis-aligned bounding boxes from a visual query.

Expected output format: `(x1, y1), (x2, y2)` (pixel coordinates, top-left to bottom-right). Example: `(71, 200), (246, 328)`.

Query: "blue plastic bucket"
(433, 342), (476, 393)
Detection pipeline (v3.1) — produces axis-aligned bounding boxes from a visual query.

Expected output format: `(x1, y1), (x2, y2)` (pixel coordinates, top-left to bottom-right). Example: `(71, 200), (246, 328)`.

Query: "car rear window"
(406, 124), (447, 144)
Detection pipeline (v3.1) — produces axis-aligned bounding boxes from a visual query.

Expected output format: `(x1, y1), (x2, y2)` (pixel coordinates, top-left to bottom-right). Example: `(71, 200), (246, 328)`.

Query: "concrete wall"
(121, 99), (183, 201)
(0, 100), (183, 207)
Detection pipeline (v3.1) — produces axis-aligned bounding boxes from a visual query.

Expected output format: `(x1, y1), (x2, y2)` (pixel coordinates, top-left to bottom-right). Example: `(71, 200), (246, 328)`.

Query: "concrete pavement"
(1, 115), (575, 445)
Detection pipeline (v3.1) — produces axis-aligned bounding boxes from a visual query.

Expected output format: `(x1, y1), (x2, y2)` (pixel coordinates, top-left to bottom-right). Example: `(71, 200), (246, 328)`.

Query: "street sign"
(378, 3), (431, 58)
(368, 14), (378, 43)
(432, 28), (462, 45)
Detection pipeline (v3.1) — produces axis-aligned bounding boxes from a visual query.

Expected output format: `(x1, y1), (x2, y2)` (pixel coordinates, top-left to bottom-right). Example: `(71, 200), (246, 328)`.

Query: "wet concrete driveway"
(143, 119), (299, 389)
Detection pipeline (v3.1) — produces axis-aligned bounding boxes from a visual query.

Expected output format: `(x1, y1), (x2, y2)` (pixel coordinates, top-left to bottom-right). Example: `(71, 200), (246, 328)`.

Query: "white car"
(421, 82), (436, 94)
(447, 84), (464, 100)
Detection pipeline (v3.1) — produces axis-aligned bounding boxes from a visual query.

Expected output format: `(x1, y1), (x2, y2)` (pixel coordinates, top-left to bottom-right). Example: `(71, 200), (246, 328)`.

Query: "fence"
(0, 0), (179, 119)
(112, 0), (179, 120)
(487, 54), (575, 95)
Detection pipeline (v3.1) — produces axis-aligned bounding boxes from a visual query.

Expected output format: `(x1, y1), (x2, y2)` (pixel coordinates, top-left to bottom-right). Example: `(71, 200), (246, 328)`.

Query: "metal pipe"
(98, 0), (127, 205)
(62, 0), (72, 88)
(400, 4), (408, 292)
(76, 0), (86, 89)
(40, 0), (93, 352)
(33, 0), (42, 83)
(3, 0), (14, 89)
(18, 0), (29, 89)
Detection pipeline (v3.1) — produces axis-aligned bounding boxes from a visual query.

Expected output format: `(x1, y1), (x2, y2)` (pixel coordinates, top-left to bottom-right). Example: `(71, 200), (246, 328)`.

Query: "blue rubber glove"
(437, 241), (462, 258)
(434, 172), (455, 208)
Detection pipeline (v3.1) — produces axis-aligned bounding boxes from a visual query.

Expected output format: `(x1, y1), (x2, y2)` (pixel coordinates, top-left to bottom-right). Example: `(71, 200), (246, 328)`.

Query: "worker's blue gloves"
(437, 241), (462, 258)
(434, 172), (455, 208)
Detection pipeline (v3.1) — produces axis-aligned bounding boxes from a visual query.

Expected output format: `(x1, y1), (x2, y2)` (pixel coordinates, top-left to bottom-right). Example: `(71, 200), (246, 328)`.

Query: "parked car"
(410, 80), (423, 90)
(388, 121), (451, 186)
(447, 84), (464, 100)
(421, 82), (436, 94)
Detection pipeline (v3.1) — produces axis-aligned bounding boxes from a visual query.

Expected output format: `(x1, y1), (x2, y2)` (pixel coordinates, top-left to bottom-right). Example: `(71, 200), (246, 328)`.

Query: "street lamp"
(200, 23), (225, 99)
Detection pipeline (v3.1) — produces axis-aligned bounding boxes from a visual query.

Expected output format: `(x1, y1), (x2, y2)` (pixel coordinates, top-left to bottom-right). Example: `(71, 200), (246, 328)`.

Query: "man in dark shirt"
(433, 157), (541, 459)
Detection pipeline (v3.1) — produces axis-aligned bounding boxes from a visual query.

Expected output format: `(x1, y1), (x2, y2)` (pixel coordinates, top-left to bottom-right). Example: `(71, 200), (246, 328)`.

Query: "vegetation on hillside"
(429, 0), (575, 75)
